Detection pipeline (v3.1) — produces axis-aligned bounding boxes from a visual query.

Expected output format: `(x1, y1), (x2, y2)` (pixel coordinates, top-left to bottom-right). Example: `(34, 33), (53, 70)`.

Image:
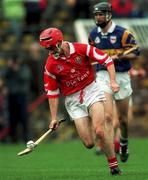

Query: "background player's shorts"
(96, 70), (132, 100)
(65, 81), (106, 120)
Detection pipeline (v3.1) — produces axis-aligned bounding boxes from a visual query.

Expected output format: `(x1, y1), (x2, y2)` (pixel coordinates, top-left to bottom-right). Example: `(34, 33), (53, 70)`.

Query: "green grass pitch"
(0, 138), (148, 180)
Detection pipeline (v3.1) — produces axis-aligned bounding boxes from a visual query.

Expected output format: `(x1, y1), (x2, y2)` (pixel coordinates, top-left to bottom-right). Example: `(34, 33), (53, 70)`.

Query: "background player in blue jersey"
(89, 2), (140, 162)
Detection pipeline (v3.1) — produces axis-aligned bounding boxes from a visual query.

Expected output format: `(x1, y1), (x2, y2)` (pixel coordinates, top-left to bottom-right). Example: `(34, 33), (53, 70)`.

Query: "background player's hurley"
(92, 45), (138, 65)
(17, 118), (66, 156)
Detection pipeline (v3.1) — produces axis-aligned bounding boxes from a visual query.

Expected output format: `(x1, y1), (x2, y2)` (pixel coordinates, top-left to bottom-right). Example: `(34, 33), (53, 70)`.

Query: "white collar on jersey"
(97, 21), (116, 35)
(60, 41), (75, 59)
(67, 42), (75, 54)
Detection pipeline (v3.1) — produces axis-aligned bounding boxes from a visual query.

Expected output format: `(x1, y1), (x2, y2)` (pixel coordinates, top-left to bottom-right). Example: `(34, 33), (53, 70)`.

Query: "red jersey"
(44, 42), (113, 98)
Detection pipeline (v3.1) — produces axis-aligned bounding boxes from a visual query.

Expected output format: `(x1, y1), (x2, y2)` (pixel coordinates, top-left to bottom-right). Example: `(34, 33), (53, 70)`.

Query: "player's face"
(46, 44), (62, 58)
(45, 45), (57, 53)
(94, 12), (106, 24)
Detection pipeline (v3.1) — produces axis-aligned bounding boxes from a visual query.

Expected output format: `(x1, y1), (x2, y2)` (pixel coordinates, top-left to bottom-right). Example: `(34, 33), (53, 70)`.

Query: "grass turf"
(0, 138), (148, 180)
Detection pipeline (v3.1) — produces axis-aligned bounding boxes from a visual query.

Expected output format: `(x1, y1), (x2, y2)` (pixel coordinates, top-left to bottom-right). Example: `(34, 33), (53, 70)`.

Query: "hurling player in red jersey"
(39, 27), (121, 175)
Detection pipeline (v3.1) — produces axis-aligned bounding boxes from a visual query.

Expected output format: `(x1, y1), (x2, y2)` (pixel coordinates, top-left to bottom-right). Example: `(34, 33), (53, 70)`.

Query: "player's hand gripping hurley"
(17, 118), (66, 156)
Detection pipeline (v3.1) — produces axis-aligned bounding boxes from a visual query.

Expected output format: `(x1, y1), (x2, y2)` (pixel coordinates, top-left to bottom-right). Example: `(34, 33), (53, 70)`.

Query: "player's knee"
(95, 127), (104, 140)
(83, 141), (94, 149)
(105, 113), (113, 124)
(119, 115), (128, 124)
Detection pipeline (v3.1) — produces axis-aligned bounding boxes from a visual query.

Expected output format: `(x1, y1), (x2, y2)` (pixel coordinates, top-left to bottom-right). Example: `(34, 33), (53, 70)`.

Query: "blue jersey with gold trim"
(89, 22), (140, 72)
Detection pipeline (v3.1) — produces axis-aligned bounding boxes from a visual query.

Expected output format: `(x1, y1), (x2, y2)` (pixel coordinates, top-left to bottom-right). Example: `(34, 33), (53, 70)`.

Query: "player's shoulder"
(114, 25), (126, 33)
(116, 25), (134, 38)
(72, 42), (88, 54)
(45, 55), (55, 69)
(114, 25), (133, 38)
(115, 24), (133, 34)
(89, 26), (98, 33)
(89, 26), (99, 37)
(72, 42), (87, 48)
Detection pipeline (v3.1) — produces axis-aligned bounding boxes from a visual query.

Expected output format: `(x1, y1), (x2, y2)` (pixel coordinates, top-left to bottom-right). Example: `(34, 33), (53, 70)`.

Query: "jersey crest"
(94, 36), (100, 44)
(74, 56), (82, 64)
(110, 36), (117, 44)
(71, 68), (76, 73)
(56, 64), (64, 72)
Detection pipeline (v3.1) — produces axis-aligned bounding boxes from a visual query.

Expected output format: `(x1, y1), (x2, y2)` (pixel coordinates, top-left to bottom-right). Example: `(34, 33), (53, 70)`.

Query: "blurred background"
(0, 0), (147, 144)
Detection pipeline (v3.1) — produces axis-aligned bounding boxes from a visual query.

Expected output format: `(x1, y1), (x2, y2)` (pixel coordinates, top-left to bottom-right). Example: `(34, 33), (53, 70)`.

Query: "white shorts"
(65, 81), (106, 120)
(96, 70), (132, 100)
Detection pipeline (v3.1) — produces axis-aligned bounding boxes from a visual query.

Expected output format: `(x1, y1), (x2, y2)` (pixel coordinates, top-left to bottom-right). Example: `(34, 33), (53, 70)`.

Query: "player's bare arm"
(48, 98), (59, 130)
(106, 64), (120, 93)
(88, 46), (120, 93)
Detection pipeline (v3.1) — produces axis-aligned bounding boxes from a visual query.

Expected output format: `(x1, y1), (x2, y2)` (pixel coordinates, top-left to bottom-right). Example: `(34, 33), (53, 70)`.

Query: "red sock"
(114, 140), (120, 153)
(108, 157), (118, 170)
